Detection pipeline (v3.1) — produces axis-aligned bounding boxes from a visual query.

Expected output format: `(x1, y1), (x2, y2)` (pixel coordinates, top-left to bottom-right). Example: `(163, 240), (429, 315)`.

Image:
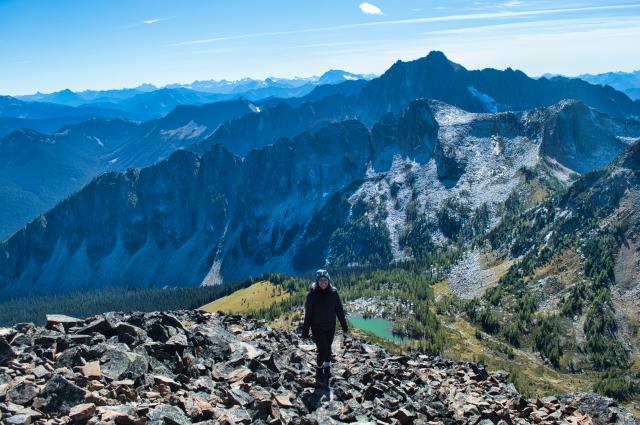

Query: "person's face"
(318, 277), (329, 289)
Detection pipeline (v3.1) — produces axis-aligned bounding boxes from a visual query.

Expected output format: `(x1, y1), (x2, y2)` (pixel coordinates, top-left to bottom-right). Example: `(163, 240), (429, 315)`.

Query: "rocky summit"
(0, 310), (634, 424)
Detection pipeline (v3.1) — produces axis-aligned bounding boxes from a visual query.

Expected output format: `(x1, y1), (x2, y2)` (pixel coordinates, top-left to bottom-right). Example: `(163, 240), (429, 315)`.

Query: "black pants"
(312, 326), (335, 367)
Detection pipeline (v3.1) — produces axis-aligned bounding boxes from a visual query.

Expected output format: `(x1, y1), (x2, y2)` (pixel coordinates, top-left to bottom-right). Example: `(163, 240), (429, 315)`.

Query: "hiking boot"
(315, 367), (325, 387)
(323, 366), (331, 387)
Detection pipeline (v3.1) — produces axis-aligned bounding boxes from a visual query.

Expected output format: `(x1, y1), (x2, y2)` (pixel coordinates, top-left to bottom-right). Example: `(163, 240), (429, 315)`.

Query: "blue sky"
(1, 0), (639, 95)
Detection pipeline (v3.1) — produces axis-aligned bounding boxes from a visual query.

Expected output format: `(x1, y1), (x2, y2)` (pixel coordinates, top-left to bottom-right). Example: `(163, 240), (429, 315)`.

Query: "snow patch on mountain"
(617, 136), (640, 145)
(467, 86), (499, 113)
(92, 136), (104, 147)
(343, 102), (541, 259)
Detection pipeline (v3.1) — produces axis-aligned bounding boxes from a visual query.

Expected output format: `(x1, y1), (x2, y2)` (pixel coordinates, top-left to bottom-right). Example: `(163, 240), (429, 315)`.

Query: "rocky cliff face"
(0, 309), (633, 424)
(0, 99), (638, 299)
(0, 99), (257, 241)
(532, 100), (640, 173)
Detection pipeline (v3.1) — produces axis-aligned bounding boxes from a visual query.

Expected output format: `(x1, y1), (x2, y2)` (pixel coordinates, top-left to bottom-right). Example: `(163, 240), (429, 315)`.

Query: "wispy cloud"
(503, 1), (524, 6)
(423, 16), (640, 36)
(128, 17), (173, 28)
(359, 2), (383, 15)
(168, 4), (640, 47)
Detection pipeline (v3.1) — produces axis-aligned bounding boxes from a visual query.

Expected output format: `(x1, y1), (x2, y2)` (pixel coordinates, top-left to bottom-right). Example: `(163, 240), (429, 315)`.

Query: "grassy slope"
(199, 280), (289, 314)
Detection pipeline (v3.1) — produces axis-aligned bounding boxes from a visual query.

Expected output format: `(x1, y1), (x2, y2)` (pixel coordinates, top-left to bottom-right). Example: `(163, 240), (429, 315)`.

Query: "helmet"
(315, 269), (331, 282)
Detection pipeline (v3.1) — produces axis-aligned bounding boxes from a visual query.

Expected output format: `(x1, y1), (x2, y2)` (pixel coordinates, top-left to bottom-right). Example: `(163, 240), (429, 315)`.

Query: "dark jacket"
(302, 282), (348, 333)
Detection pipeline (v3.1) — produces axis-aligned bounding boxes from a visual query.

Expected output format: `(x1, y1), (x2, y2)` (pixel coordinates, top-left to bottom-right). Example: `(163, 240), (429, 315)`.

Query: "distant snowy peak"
(577, 70), (640, 91)
(541, 70), (640, 100)
(316, 70), (371, 85)
(172, 70), (374, 94)
(14, 71), (374, 114)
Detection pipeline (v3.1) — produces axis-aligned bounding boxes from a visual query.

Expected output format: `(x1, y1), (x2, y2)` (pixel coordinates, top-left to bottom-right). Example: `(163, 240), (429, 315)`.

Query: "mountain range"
(3, 51), (639, 243)
(1, 50), (640, 299)
(7, 70), (373, 127)
(0, 95), (638, 299)
(577, 70), (640, 100)
(542, 70), (640, 101)
(0, 99), (259, 239)
(0, 95), (147, 125)
(194, 51), (640, 156)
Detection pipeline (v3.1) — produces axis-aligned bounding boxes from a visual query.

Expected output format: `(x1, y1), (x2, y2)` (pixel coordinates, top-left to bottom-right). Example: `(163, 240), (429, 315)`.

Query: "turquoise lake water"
(347, 315), (409, 344)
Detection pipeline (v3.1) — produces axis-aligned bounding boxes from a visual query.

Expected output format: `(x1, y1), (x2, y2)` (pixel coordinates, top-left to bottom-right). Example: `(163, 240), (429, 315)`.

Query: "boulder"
(147, 404), (191, 425)
(38, 374), (86, 414)
(6, 381), (38, 405)
(101, 349), (148, 381)
(45, 314), (83, 331)
(69, 402), (96, 422)
(0, 336), (16, 365)
(81, 361), (101, 379)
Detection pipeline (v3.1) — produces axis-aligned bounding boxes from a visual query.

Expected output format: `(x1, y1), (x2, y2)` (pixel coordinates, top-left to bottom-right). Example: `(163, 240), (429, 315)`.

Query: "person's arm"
(302, 291), (312, 338)
(335, 293), (348, 333)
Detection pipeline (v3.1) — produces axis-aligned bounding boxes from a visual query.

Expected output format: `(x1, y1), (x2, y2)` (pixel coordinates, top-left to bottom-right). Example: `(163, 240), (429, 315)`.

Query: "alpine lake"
(347, 314), (409, 344)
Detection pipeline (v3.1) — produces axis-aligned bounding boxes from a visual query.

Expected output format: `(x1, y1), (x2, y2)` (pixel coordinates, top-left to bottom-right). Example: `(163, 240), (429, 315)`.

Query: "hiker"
(301, 269), (349, 387)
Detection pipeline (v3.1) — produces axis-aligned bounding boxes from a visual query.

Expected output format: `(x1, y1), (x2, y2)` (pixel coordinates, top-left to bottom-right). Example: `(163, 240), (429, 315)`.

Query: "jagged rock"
(76, 318), (114, 336)
(115, 322), (143, 337)
(69, 403), (96, 422)
(37, 374), (86, 414)
(166, 333), (188, 348)
(225, 366), (254, 383)
(6, 415), (31, 425)
(56, 345), (87, 368)
(180, 395), (213, 420)
(147, 322), (170, 343)
(97, 405), (138, 422)
(0, 336), (16, 365)
(159, 313), (185, 330)
(100, 349), (148, 381)
(81, 361), (101, 379)
(249, 385), (272, 407)
(192, 328), (232, 361)
(152, 374), (180, 389)
(225, 387), (254, 407)
(45, 314), (83, 331)
(147, 404), (191, 424)
(558, 392), (638, 425)
(31, 365), (49, 379)
(393, 407), (417, 424)
(6, 381), (38, 405)
(32, 329), (64, 346)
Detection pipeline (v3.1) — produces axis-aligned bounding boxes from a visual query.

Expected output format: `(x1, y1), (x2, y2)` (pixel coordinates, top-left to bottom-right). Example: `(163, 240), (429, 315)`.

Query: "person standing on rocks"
(301, 269), (349, 387)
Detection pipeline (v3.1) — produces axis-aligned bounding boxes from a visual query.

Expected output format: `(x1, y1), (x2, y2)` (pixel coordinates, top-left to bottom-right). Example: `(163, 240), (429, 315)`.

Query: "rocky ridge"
(0, 99), (258, 240)
(0, 310), (634, 424)
(2, 99), (640, 299)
